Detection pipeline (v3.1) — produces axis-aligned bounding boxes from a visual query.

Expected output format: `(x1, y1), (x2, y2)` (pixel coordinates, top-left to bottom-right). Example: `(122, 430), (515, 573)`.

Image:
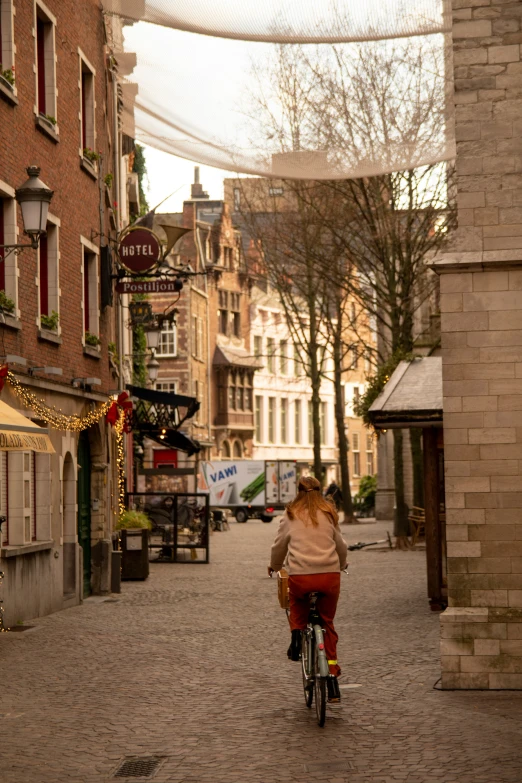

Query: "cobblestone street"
(1, 519), (522, 783)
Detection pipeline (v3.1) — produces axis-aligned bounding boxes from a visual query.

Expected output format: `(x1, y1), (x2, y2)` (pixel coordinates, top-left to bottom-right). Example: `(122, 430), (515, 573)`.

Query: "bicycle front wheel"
(314, 648), (326, 727)
(301, 633), (313, 709)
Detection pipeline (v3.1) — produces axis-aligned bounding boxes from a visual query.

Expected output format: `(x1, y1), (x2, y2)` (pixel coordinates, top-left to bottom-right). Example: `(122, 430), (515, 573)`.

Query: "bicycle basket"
(277, 568), (290, 610)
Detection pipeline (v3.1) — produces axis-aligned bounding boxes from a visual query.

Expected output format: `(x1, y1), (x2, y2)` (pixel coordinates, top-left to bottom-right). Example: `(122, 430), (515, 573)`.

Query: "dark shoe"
(287, 629), (302, 661)
(327, 675), (341, 703)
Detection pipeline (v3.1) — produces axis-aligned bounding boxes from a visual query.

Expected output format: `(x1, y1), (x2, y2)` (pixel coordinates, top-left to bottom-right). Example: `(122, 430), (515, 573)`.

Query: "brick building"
(438, 1), (522, 688)
(0, 0), (135, 622)
(144, 170), (257, 488)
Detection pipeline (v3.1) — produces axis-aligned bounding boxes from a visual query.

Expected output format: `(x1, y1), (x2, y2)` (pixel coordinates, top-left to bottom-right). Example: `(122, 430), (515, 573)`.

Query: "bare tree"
(238, 180), (330, 486)
(242, 38), (455, 540)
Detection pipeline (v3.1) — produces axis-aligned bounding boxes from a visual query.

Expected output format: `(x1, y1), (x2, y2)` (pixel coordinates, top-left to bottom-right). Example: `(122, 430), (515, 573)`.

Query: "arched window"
(233, 440), (242, 458)
(222, 440), (231, 458)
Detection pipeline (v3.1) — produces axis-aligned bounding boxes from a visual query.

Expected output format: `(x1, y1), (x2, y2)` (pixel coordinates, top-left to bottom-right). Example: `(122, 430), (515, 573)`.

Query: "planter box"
(120, 529), (149, 580)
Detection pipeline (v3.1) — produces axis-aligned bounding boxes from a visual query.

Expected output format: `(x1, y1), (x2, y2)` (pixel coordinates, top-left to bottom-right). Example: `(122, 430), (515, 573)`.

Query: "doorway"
(77, 431), (92, 596)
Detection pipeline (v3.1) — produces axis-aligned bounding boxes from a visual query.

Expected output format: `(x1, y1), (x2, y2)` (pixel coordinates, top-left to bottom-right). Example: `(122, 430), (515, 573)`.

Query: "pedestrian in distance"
(325, 481), (343, 511)
(268, 475), (348, 700)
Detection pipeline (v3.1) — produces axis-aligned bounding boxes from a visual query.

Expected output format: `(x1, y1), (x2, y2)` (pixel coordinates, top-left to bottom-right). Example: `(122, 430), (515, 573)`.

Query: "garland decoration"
(115, 408), (126, 517)
(7, 371), (112, 431)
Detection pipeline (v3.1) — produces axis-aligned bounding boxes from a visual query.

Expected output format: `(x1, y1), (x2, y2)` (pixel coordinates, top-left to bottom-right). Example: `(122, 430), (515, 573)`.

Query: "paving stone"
(0, 519), (521, 782)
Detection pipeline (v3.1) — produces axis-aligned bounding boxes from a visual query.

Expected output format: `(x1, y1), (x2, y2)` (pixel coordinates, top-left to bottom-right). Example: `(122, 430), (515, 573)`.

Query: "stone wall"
(438, 0), (522, 688)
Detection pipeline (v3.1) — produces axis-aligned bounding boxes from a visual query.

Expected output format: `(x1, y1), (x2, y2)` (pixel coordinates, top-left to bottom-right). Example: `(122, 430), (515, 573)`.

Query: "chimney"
(191, 166), (209, 199)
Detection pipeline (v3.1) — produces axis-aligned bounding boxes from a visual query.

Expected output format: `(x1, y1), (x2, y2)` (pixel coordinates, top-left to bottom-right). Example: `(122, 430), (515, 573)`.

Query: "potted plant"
(0, 65), (15, 89)
(85, 331), (101, 348)
(41, 310), (59, 331)
(108, 341), (119, 368)
(0, 290), (15, 315)
(117, 510), (151, 580)
(40, 113), (57, 126)
(83, 147), (100, 164)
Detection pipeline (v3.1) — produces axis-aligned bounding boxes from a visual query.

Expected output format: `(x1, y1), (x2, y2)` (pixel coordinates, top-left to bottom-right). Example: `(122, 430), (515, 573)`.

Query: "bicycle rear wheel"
(301, 633), (313, 709)
(314, 647), (326, 727)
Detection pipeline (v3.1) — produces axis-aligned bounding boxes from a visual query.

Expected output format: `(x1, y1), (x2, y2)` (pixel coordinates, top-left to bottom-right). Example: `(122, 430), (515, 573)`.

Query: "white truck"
(198, 459), (297, 523)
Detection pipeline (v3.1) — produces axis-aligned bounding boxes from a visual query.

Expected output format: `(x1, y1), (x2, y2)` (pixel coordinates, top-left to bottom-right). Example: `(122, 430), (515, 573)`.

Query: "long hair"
(286, 476), (338, 527)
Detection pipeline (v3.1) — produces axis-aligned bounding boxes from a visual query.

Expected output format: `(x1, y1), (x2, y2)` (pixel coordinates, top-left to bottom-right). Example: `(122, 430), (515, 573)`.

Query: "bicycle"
(299, 591), (341, 727)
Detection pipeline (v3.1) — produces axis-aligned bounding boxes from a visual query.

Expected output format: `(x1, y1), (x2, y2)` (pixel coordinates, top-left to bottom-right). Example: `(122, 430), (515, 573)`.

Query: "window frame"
(268, 397), (275, 444)
(6, 451), (51, 545)
(353, 432), (360, 477)
(38, 212), (60, 330)
(155, 380), (177, 394)
(280, 398), (288, 444)
(80, 236), (100, 342)
(267, 338), (275, 374)
(78, 48), (96, 159)
(157, 322), (177, 357)
(0, 0), (16, 95)
(279, 340), (288, 375)
(294, 399), (301, 444)
(255, 395), (263, 442)
(34, 1), (58, 127)
(0, 181), (18, 317)
(254, 334), (262, 358)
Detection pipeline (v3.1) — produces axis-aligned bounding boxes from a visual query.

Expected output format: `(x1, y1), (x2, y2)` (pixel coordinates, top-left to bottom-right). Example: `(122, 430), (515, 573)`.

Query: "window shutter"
(100, 246), (113, 309)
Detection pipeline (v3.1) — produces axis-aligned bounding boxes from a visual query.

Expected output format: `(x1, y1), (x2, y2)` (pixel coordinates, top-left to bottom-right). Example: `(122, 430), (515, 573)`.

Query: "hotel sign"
(118, 227), (161, 274)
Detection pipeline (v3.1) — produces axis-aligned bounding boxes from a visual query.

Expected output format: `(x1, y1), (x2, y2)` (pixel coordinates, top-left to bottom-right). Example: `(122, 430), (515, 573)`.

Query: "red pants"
(288, 573), (341, 676)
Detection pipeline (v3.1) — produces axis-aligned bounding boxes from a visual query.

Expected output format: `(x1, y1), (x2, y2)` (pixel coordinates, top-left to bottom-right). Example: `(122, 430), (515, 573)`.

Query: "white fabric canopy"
(103, 0), (451, 44)
(104, 2), (455, 180)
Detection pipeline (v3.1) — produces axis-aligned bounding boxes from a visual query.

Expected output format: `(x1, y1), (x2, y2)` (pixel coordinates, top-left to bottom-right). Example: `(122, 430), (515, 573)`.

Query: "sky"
(143, 146), (236, 213)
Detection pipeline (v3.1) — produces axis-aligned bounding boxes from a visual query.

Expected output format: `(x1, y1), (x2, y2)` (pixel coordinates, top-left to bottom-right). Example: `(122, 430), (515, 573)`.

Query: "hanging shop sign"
(117, 227), (162, 274)
(115, 279), (181, 294)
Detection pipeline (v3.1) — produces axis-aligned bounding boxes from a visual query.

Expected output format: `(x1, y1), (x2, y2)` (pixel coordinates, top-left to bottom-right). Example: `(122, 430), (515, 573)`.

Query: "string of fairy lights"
(7, 373), (127, 511)
(7, 372), (113, 431)
(114, 409), (126, 518)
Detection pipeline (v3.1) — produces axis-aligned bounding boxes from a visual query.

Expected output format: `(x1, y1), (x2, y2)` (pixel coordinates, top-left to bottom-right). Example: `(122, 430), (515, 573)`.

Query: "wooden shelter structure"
(368, 357), (446, 610)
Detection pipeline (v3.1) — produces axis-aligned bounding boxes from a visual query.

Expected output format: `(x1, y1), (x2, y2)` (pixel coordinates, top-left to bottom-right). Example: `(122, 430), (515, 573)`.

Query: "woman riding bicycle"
(268, 475), (348, 685)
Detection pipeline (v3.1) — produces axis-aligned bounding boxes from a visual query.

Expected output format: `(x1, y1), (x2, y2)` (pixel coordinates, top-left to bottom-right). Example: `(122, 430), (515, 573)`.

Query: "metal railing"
(126, 492), (210, 564)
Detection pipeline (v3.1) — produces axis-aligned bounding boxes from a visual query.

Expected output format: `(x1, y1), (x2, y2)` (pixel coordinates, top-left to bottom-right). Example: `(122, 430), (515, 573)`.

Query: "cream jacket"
(270, 510), (348, 575)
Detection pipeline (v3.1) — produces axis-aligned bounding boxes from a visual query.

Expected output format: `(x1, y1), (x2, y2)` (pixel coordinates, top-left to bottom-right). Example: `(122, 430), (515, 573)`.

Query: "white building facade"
(250, 287), (338, 483)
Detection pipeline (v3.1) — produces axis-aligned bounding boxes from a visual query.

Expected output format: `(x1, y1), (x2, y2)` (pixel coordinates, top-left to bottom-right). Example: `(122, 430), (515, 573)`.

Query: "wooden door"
(77, 431), (91, 596)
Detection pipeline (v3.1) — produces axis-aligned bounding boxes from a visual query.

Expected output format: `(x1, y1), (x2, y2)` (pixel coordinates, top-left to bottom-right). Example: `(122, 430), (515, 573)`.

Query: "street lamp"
(0, 166), (54, 260)
(146, 354), (160, 384)
(144, 325), (161, 352)
(128, 300), (152, 326)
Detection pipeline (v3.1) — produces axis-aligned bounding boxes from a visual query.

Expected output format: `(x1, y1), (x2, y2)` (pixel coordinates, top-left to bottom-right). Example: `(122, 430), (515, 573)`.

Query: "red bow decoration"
(0, 364), (9, 393)
(117, 391), (132, 411)
(106, 391), (133, 429)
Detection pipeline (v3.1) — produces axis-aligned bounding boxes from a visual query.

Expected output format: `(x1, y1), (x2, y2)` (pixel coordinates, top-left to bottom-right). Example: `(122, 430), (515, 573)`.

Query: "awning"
(368, 357), (442, 429)
(147, 428), (201, 456)
(213, 345), (263, 369)
(0, 399), (54, 453)
(126, 384), (201, 454)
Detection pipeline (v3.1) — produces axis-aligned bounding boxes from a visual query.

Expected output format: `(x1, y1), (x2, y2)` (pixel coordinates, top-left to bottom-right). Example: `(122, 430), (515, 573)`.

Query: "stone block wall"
(438, 0), (522, 688)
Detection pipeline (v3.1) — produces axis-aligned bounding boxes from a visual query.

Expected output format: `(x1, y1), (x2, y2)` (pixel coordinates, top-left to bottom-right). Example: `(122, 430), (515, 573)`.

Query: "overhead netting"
(104, 1), (455, 180)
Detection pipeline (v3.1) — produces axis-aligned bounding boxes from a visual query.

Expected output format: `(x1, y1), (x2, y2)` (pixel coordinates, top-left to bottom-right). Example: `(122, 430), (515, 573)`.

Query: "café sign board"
(118, 227), (162, 274)
(115, 279), (182, 294)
